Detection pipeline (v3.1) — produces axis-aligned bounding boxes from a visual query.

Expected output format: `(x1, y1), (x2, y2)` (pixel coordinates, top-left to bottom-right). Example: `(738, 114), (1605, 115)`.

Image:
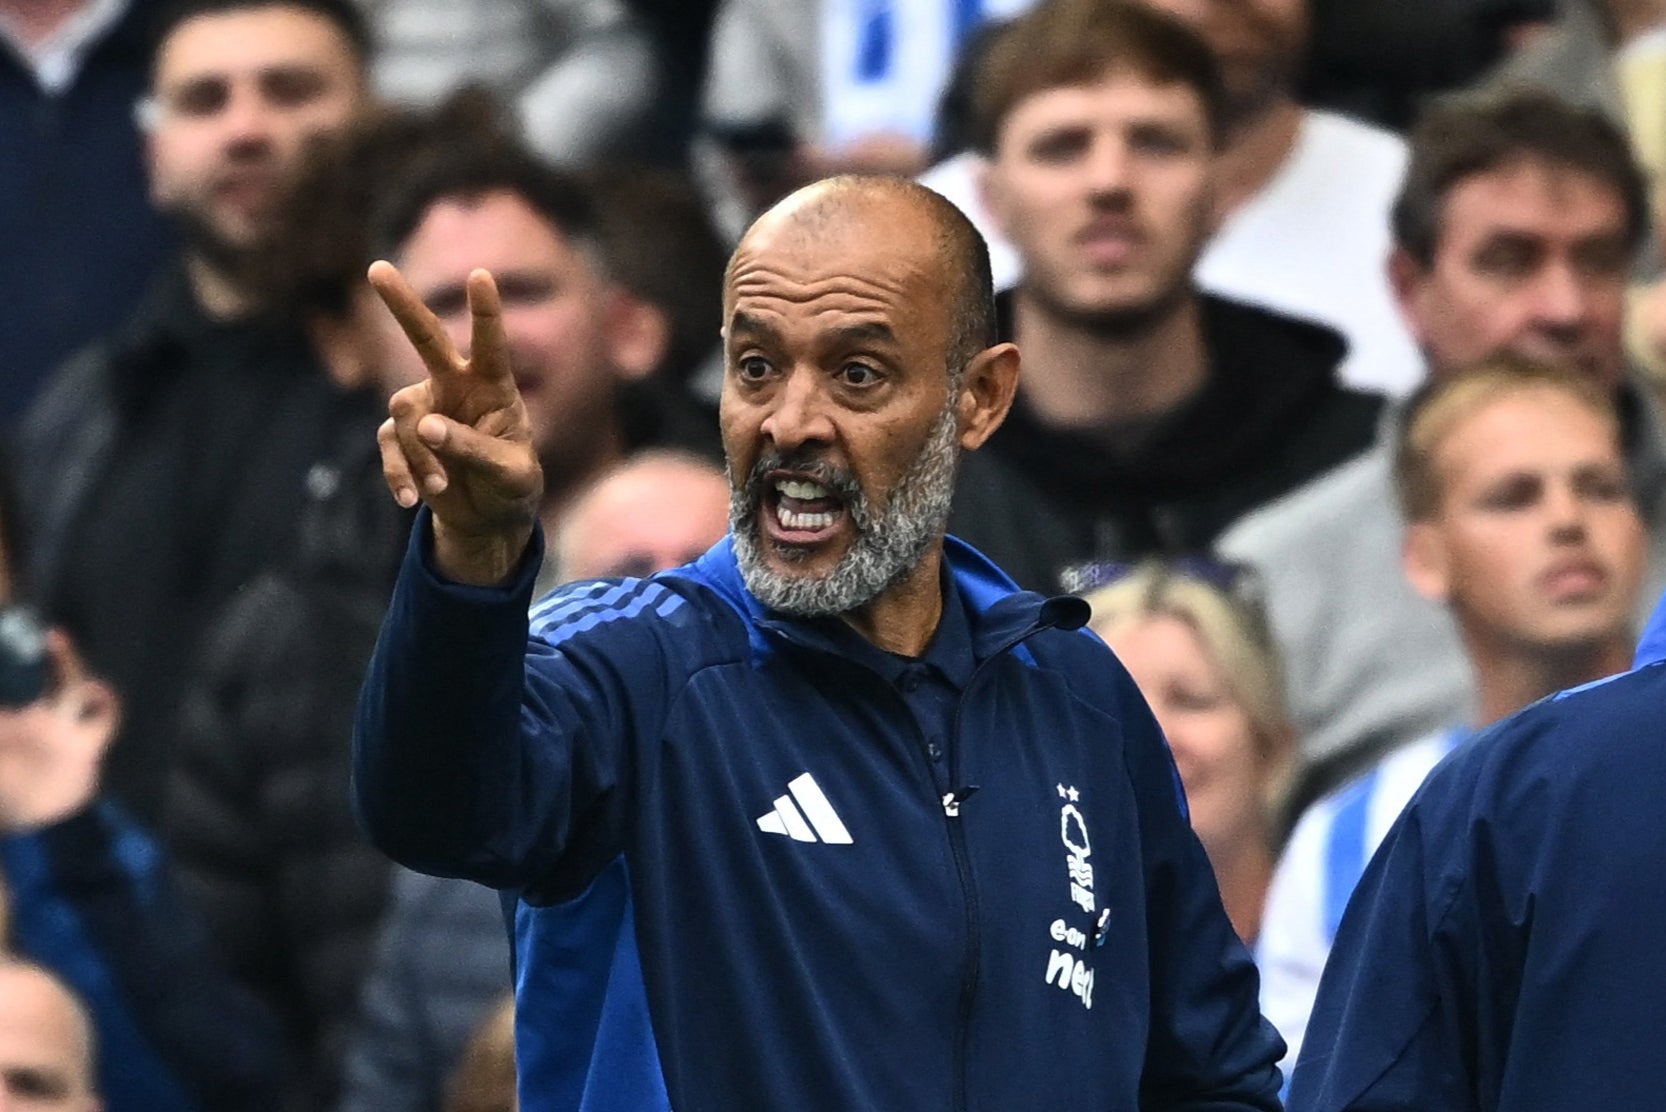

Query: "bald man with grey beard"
(355, 173), (1283, 1111)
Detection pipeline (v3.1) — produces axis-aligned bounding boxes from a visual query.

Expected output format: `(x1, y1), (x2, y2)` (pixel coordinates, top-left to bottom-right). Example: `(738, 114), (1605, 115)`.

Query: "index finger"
(465, 268), (513, 386)
(368, 260), (462, 379)
(43, 629), (85, 690)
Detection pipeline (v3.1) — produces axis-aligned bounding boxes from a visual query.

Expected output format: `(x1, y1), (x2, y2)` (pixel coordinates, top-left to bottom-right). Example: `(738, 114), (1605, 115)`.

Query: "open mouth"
(763, 474), (848, 546)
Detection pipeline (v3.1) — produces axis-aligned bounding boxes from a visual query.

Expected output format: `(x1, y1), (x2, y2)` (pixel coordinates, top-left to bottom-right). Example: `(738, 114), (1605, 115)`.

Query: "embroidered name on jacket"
(1044, 783), (1097, 1009)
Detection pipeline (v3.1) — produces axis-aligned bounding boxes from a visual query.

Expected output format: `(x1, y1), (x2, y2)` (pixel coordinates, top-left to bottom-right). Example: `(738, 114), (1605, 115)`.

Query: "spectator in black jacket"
(14, 0), (378, 829)
(159, 97), (499, 1112)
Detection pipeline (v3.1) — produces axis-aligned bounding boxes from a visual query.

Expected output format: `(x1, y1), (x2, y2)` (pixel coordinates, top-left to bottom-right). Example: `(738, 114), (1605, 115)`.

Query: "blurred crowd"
(2, 0), (1665, 1107)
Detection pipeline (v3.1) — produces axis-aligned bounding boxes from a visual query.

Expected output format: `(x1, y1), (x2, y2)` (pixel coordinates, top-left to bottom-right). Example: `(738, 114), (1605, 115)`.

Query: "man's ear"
(1388, 245), (1431, 344)
(956, 342), (1021, 451)
(976, 159), (1014, 241)
(1402, 521), (1452, 605)
(143, 128), (165, 208)
(604, 289), (669, 382)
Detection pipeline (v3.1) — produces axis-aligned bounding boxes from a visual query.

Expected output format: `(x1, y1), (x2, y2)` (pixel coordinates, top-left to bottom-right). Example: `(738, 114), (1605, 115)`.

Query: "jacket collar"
(686, 534), (1088, 666)
(1635, 576), (1666, 669)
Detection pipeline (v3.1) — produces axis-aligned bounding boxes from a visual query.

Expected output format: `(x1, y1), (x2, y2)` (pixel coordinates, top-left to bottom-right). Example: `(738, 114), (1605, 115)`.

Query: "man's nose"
(1085, 141), (1134, 199)
(1528, 263), (1593, 332)
(1545, 482), (1590, 540)
(759, 368), (836, 450)
(220, 83), (278, 149)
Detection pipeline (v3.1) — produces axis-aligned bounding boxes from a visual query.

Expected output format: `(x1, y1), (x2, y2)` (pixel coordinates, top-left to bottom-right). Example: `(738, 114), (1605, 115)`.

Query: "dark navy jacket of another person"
(353, 510), (1284, 1111)
(1290, 590), (1666, 1110)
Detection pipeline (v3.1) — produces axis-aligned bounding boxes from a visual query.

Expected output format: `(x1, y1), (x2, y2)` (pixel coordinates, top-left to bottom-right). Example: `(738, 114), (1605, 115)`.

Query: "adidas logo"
(756, 773), (853, 844)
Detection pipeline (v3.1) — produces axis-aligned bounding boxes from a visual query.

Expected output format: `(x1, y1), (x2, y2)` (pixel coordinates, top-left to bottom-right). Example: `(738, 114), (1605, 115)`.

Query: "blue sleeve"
(1287, 797), (1477, 1112)
(1114, 667), (1286, 1110)
(352, 510), (680, 892)
(1, 802), (286, 1112)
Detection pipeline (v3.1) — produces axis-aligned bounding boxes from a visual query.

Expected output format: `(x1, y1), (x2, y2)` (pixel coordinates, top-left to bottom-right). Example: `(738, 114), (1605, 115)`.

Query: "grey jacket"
(335, 869), (510, 1112)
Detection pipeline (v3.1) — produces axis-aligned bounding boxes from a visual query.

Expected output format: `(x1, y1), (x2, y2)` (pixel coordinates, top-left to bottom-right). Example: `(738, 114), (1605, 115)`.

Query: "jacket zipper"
(942, 614), (1076, 1112)
(759, 599), (1086, 1110)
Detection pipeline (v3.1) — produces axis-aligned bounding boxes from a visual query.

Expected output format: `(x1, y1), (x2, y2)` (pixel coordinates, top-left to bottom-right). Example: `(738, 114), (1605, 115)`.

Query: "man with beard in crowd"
(351, 174), (1283, 1110)
(13, 0), (375, 825)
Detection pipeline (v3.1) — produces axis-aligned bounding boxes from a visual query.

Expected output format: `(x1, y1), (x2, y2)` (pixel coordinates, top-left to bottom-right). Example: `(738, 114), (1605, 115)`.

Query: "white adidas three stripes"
(756, 773), (854, 844)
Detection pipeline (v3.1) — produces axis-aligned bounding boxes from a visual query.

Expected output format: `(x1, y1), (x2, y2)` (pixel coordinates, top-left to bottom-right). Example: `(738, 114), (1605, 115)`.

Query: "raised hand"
(370, 261), (545, 585)
(0, 631), (119, 832)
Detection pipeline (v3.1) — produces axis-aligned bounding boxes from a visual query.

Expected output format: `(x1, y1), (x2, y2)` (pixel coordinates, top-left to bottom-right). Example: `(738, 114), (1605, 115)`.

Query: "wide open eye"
(839, 362), (881, 387)
(736, 355), (773, 382)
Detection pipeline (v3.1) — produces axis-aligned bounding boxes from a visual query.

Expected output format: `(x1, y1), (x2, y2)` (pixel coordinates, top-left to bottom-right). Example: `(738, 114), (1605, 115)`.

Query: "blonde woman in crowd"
(1086, 562), (1295, 946)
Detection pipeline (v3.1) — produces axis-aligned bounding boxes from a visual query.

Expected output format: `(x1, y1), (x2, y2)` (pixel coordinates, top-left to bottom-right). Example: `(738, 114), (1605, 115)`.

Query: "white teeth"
(776, 478), (830, 500)
(776, 504), (835, 530)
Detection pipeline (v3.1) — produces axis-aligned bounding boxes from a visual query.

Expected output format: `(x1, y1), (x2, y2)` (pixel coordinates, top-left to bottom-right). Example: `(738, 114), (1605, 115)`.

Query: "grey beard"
(730, 402), (960, 617)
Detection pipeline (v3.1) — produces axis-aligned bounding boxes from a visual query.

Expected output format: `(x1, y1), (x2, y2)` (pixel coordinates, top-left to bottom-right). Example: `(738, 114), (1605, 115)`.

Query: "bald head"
(557, 451), (731, 580)
(731, 176), (997, 382)
(0, 960), (100, 1110)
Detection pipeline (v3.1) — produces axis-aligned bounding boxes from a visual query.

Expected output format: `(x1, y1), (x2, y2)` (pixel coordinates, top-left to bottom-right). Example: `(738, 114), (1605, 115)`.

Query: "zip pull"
(942, 785), (980, 818)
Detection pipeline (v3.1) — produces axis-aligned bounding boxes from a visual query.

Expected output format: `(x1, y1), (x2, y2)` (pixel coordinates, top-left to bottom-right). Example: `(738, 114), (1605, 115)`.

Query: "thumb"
(418, 413), (449, 447)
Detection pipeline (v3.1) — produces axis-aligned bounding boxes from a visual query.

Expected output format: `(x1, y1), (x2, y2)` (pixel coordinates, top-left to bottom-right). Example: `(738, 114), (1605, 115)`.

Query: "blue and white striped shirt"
(1256, 726), (1468, 1072)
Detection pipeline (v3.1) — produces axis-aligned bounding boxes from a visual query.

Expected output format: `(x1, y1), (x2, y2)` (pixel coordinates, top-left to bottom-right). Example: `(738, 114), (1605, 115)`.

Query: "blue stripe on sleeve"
(544, 587), (682, 649)
(531, 580), (686, 643)
(531, 580), (624, 627)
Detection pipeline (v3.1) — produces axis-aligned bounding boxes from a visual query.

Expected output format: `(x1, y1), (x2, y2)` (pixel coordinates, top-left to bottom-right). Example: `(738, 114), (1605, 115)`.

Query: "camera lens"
(0, 607), (50, 709)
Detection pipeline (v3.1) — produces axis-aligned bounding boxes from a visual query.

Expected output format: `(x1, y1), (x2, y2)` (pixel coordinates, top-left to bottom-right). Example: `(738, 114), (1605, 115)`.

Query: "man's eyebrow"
(258, 61), (328, 77)
(2, 1065), (72, 1097)
(726, 313), (898, 348)
(421, 281), (470, 314)
(826, 320), (899, 347)
(162, 73), (227, 97)
(727, 311), (774, 340)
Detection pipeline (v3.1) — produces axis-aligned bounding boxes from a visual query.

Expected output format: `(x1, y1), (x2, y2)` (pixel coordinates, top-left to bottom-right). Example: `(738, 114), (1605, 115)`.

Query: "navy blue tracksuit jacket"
(354, 513), (1283, 1110)
(1291, 589), (1666, 1109)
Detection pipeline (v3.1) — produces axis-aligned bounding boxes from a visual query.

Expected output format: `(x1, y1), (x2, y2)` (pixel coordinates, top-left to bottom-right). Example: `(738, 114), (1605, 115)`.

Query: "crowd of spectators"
(4, 0), (1666, 1105)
